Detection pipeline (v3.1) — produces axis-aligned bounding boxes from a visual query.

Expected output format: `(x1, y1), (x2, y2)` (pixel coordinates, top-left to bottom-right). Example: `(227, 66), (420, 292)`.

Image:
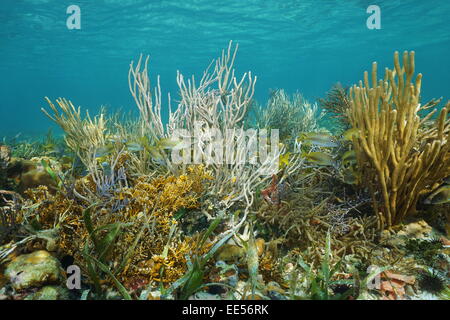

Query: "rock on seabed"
(25, 285), (70, 300)
(4, 250), (63, 291)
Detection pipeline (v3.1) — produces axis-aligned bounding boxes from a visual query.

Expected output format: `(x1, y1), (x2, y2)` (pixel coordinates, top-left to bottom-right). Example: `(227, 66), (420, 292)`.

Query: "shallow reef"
(0, 43), (449, 300)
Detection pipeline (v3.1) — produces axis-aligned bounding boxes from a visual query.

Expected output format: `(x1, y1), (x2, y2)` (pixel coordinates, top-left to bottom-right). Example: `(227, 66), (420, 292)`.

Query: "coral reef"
(1, 44), (449, 301)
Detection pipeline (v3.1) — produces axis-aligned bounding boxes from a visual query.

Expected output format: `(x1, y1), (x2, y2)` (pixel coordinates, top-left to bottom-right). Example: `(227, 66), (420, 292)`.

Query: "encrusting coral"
(347, 51), (450, 230)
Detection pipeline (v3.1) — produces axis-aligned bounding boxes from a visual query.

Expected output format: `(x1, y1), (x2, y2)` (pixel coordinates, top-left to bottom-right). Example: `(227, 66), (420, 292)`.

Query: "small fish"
(157, 137), (190, 150)
(279, 152), (290, 169)
(298, 132), (338, 148)
(147, 146), (165, 161)
(101, 161), (109, 168)
(107, 135), (127, 144)
(215, 244), (245, 262)
(303, 151), (335, 166)
(340, 167), (359, 185)
(94, 145), (114, 159)
(424, 185), (450, 205)
(42, 142), (56, 151)
(342, 128), (360, 141)
(341, 150), (356, 165)
(126, 142), (144, 152)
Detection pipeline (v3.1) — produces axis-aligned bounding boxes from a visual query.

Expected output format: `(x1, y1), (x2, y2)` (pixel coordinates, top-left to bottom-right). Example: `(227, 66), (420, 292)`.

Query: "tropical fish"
(95, 145), (114, 158)
(147, 137), (192, 162)
(156, 137), (191, 150)
(298, 132), (338, 148)
(42, 141), (56, 152)
(215, 244), (245, 262)
(279, 152), (290, 169)
(147, 146), (165, 161)
(342, 128), (360, 141)
(107, 134), (127, 144)
(424, 185), (450, 205)
(341, 150), (356, 165)
(125, 142), (144, 152)
(303, 151), (335, 166)
(340, 167), (359, 185)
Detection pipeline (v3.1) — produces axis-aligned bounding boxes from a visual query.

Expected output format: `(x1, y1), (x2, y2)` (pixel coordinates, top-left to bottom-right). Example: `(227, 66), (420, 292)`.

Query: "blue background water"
(1, 0), (449, 137)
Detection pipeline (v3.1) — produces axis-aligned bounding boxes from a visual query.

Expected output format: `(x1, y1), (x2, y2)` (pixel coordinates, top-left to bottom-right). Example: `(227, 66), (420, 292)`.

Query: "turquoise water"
(1, 0), (449, 136)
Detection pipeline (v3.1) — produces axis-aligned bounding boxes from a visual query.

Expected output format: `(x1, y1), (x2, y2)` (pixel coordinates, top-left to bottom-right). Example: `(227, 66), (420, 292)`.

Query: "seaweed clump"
(404, 238), (443, 266)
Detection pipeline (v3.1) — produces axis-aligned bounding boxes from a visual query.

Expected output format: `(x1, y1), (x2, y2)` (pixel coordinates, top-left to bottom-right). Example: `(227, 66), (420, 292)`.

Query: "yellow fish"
(303, 151), (335, 166)
(298, 132), (338, 148)
(341, 150), (356, 166)
(340, 167), (359, 185)
(279, 152), (290, 168)
(342, 128), (360, 141)
(157, 137), (190, 150)
(424, 185), (450, 205)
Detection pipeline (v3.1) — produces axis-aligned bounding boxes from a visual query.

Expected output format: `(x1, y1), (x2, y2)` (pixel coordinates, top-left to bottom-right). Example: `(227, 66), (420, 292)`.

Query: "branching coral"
(256, 168), (378, 266)
(318, 83), (351, 131)
(129, 41), (282, 230)
(129, 41), (256, 140)
(6, 43), (450, 301)
(347, 51), (450, 230)
(35, 43), (283, 235)
(41, 97), (107, 168)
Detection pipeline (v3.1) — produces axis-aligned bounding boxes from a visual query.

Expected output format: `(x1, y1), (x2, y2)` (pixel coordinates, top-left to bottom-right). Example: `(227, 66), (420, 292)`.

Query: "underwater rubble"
(0, 43), (449, 300)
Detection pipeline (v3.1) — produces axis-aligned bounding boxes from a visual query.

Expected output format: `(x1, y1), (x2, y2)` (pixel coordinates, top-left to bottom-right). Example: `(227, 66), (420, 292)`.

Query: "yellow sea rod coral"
(348, 51), (450, 229)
